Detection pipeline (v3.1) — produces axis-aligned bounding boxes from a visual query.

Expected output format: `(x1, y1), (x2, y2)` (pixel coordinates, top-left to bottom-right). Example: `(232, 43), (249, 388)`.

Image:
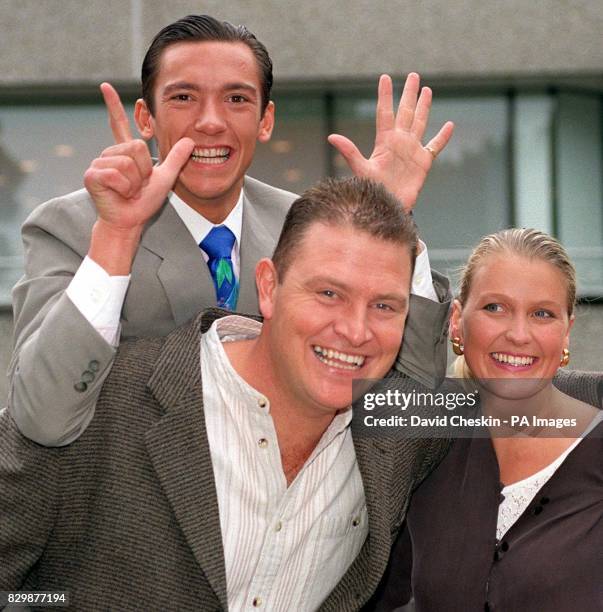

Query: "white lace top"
(496, 412), (603, 540)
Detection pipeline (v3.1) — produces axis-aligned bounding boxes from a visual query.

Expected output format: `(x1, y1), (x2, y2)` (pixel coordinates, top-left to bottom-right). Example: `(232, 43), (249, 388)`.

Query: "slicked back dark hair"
(272, 177), (418, 280)
(141, 14), (273, 115)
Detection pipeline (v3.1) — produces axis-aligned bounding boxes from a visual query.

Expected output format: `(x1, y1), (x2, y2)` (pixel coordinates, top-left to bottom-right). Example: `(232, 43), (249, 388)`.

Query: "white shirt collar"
(169, 189), (244, 247)
(203, 314), (353, 432)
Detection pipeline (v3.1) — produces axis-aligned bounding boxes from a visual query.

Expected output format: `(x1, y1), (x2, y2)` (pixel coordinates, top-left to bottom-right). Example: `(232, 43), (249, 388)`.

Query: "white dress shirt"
(66, 190), (437, 345)
(201, 315), (368, 611)
(170, 189), (243, 275)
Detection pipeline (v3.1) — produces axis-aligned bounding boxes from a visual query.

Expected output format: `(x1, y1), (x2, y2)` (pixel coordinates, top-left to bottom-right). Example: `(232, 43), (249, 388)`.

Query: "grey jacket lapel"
(144, 313), (228, 609)
(141, 201), (217, 326)
(320, 436), (397, 610)
(238, 189), (280, 313)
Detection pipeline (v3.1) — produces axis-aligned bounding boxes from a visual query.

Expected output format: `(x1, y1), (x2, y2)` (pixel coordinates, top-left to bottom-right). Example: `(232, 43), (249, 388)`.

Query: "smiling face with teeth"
(135, 41), (274, 223)
(255, 222), (412, 418)
(451, 253), (573, 391)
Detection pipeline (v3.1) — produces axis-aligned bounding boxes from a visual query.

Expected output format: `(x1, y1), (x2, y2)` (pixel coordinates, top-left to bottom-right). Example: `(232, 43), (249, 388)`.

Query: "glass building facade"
(1, 86), (601, 304)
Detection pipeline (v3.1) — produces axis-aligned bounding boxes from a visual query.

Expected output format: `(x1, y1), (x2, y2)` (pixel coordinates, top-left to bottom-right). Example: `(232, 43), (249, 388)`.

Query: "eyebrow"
(310, 276), (408, 308)
(161, 81), (258, 96)
(479, 293), (563, 308)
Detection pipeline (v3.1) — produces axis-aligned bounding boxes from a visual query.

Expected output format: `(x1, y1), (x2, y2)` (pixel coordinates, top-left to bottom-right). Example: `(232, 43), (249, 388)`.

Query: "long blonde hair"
(453, 228), (576, 379)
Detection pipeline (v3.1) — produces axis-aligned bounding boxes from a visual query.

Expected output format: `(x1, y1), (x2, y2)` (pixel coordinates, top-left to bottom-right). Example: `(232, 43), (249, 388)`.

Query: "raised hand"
(84, 83), (194, 232)
(328, 73), (454, 212)
(84, 83), (194, 274)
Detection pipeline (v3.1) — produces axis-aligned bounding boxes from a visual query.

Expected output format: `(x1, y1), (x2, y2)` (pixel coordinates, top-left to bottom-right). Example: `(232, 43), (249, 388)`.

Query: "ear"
(449, 299), (464, 340)
(134, 98), (154, 141)
(257, 101), (275, 143)
(256, 258), (279, 320)
(563, 313), (575, 350)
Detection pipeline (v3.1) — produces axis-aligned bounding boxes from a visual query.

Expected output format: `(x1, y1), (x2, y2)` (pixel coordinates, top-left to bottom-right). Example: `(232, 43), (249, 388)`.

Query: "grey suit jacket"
(9, 176), (451, 446)
(0, 309), (449, 611)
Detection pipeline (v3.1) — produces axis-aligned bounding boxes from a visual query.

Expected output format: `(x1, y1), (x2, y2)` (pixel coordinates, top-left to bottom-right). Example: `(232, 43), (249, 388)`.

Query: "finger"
(155, 137), (196, 188)
(396, 72), (420, 131)
(84, 167), (136, 199)
(99, 140), (153, 179)
(410, 86), (432, 140)
(327, 134), (368, 176)
(375, 74), (394, 134)
(100, 82), (133, 144)
(424, 121), (455, 158)
(89, 155), (145, 193)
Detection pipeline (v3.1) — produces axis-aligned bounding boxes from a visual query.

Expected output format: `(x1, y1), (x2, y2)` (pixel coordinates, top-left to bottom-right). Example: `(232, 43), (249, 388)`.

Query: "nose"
(333, 304), (374, 347)
(194, 99), (227, 135)
(505, 315), (531, 346)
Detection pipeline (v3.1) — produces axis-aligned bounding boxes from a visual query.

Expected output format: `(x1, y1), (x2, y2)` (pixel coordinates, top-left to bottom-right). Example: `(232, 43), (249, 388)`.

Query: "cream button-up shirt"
(201, 315), (368, 611)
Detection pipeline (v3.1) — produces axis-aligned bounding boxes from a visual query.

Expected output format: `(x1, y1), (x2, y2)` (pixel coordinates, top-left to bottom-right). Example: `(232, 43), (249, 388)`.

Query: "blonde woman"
(369, 229), (602, 612)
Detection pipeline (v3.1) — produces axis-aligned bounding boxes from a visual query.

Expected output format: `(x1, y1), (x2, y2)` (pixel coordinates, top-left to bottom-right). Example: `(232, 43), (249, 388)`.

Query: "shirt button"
(275, 521), (282, 532)
(252, 597), (262, 607)
(258, 438), (268, 448)
(258, 397), (267, 408)
(352, 516), (361, 527)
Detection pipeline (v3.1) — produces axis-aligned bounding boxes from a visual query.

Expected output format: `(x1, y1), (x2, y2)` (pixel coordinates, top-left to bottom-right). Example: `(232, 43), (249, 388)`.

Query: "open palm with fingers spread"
(328, 73), (454, 212)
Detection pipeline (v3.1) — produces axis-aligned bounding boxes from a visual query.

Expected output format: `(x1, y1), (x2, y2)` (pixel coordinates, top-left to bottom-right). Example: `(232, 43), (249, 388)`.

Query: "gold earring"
(560, 348), (570, 367)
(451, 336), (464, 356)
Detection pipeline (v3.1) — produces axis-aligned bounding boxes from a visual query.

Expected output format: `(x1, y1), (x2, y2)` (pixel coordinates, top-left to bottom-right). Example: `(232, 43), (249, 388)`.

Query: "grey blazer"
(0, 309), (449, 612)
(10, 176), (451, 445)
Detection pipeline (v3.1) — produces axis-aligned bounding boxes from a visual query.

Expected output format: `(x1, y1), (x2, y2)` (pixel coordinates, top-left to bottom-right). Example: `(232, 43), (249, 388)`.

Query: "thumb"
(327, 134), (367, 176)
(155, 137), (195, 187)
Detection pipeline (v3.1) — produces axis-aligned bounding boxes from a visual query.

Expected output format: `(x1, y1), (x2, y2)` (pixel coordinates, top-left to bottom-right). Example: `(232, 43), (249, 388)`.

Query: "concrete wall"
(2, 0), (602, 87)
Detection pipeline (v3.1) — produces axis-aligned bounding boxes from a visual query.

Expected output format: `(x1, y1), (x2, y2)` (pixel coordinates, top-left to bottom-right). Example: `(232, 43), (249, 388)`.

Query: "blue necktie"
(199, 225), (239, 310)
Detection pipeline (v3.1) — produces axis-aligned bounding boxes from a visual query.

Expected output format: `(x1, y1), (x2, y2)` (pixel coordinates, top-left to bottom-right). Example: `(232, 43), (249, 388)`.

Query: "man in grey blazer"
(9, 15), (453, 446)
(1, 178), (449, 611)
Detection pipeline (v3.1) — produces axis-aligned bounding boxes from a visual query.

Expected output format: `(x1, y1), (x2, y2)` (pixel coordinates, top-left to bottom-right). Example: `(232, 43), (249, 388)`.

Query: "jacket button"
(88, 360), (100, 372)
(540, 496), (550, 505)
(533, 505), (543, 515)
(81, 370), (95, 383)
(74, 381), (87, 393)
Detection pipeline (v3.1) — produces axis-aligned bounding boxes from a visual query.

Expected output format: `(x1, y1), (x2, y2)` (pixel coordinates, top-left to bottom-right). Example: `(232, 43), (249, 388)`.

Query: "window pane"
(333, 94), (510, 279)
(0, 105), (114, 304)
(556, 93), (603, 295)
(248, 93), (326, 194)
(514, 95), (554, 232)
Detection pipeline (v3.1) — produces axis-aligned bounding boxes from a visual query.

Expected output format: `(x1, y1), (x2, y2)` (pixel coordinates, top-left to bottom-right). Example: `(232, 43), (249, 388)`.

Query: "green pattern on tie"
(216, 258), (234, 289)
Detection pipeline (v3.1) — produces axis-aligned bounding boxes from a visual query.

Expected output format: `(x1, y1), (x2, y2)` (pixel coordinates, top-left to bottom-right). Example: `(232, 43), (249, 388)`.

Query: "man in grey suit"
(9, 15), (453, 446)
(1, 177), (449, 611)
